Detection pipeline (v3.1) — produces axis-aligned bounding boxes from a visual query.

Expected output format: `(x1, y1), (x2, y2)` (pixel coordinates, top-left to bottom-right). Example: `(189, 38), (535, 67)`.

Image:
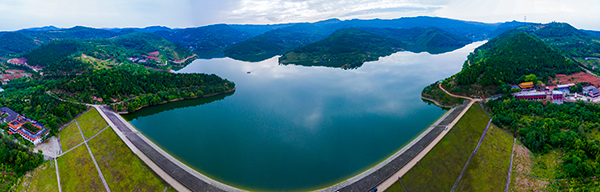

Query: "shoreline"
(112, 87), (236, 114)
(420, 94), (458, 108)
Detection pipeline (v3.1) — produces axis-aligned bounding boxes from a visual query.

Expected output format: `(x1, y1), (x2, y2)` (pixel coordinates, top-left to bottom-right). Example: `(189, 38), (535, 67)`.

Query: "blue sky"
(0, 0), (599, 31)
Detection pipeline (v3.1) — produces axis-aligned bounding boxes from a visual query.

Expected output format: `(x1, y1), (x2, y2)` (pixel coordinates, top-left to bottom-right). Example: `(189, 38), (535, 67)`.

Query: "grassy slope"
(456, 124), (514, 191)
(508, 141), (555, 191)
(387, 104), (489, 192)
(77, 108), (109, 139)
(15, 160), (59, 192)
(59, 122), (83, 151)
(421, 83), (463, 106)
(57, 145), (105, 192)
(49, 106), (175, 191)
(88, 128), (174, 192)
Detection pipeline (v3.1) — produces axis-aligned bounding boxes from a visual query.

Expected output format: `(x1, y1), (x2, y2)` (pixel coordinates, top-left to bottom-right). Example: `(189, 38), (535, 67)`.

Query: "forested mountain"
(279, 28), (405, 68)
(155, 24), (251, 58)
(0, 32), (38, 56)
(56, 68), (234, 112)
(21, 32), (195, 74)
(454, 32), (580, 87)
(278, 27), (473, 69)
(499, 22), (600, 57)
(361, 27), (472, 54)
(24, 26), (118, 41)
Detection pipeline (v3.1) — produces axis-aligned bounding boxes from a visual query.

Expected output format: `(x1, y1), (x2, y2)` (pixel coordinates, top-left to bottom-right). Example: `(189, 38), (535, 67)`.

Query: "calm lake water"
(123, 41), (485, 191)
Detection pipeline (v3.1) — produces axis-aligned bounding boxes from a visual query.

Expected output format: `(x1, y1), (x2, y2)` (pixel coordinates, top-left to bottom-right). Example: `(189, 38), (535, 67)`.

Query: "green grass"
(59, 122), (83, 152)
(77, 108), (109, 139)
(530, 150), (562, 179)
(456, 124), (514, 191)
(16, 160), (59, 192)
(88, 128), (174, 192)
(57, 145), (105, 192)
(387, 103), (490, 192)
(421, 83), (463, 106)
(508, 141), (551, 191)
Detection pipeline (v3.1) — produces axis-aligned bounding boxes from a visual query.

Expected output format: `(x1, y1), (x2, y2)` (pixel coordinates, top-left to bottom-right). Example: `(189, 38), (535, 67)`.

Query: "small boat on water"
(247, 71), (251, 74)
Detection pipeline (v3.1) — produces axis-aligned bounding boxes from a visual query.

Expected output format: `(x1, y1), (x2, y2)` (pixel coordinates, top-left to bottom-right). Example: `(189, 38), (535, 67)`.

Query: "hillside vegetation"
(454, 32), (580, 87)
(21, 32), (195, 74)
(224, 27), (327, 62)
(361, 27), (472, 54)
(279, 28), (404, 68)
(500, 22), (600, 57)
(55, 68), (235, 112)
(156, 24), (251, 58)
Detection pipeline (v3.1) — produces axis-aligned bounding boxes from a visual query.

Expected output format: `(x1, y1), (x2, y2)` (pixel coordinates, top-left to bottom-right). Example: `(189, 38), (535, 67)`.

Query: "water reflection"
(125, 41), (485, 191)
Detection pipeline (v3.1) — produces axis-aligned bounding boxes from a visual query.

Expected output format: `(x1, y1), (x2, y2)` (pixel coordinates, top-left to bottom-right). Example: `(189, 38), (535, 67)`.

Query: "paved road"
(331, 101), (472, 192)
(95, 105), (237, 192)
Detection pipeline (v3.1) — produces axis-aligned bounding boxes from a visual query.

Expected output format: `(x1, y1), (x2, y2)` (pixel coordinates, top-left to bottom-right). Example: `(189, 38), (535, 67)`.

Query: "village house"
(1, 107), (49, 145)
(583, 85), (600, 98)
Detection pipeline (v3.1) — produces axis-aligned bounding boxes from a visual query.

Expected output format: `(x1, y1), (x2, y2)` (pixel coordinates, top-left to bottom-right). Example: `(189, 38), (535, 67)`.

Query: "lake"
(123, 41), (485, 191)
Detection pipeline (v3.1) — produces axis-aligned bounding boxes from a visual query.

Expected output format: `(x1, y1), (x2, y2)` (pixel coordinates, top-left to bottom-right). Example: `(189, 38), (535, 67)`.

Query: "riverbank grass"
(421, 82), (463, 106)
(387, 104), (489, 192)
(59, 122), (83, 152)
(456, 124), (514, 191)
(77, 108), (109, 139)
(88, 127), (174, 192)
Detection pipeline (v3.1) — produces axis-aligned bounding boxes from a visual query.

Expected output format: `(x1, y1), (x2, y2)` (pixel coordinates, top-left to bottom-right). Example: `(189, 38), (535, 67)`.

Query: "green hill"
(223, 28), (326, 62)
(361, 27), (472, 54)
(454, 32), (580, 87)
(500, 22), (600, 57)
(0, 32), (38, 56)
(279, 28), (405, 68)
(22, 32), (196, 74)
(155, 24), (251, 58)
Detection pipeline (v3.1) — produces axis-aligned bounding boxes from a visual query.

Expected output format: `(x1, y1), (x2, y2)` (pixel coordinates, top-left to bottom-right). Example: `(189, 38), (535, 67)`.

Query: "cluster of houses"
(1, 107), (48, 145)
(512, 81), (600, 104)
(1, 70), (32, 84)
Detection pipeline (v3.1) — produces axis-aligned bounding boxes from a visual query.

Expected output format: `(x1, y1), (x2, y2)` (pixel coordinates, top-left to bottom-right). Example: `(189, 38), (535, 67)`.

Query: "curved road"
(51, 85), (480, 192)
(373, 84), (480, 191)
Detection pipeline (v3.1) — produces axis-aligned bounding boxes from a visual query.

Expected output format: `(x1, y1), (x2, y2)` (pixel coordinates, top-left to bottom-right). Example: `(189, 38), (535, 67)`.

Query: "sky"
(0, 0), (599, 31)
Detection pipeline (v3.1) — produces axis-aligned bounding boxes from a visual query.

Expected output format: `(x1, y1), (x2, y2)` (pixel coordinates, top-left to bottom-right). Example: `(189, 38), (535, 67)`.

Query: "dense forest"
(20, 32), (196, 74)
(279, 28), (405, 68)
(360, 27), (472, 54)
(156, 24), (251, 58)
(0, 78), (87, 136)
(0, 133), (44, 191)
(224, 28), (326, 62)
(489, 98), (600, 180)
(500, 22), (600, 57)
(454, 32), (580, 87)
(56, 68), (235, 112)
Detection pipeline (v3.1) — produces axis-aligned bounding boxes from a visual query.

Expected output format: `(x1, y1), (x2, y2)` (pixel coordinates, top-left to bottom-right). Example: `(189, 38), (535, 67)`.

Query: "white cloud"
(0, 0), (598, 31)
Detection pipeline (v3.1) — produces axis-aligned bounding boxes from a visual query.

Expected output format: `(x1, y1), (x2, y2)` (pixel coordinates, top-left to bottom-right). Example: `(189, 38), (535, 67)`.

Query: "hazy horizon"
(1, 0), (599, 31)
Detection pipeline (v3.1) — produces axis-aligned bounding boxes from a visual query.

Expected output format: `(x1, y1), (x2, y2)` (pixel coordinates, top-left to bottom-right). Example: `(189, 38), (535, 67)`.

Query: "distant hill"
(454, 32), (580, 87)
(499, 22), (600, 57)
(22, 32), (195, 74)
(224, 16), (507, 62)
(17, 26), (62, 32)
(361, 27), (472, 54)
(583, 30), (600, 37)
(0, 32), (38, 56)
(155, 24), (250, 58)
(279, 28), (405, 68)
